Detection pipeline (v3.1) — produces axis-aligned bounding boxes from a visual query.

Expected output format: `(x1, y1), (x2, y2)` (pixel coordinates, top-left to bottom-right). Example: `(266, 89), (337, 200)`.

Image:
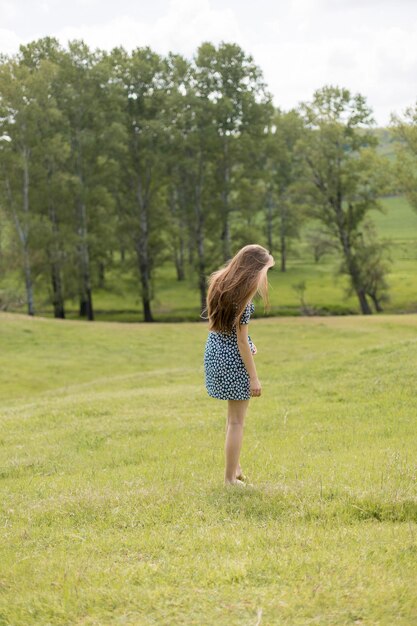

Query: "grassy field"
(1, 195), (417, 322)
(1, 312), (417, 624)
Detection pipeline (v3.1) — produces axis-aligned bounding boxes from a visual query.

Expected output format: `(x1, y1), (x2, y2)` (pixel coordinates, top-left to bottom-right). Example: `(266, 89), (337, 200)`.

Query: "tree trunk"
(22, 149), (35, 316)
(370, 294), (383, 313)
(135, 250), (153, 322)
(169, 186), (186, 281)
(347, 257), (372, 315)
(51, 263), (65, 318)
(78, 280), (94, 320)
(135, 178), (154, 323)
(266, 190), (273, 253)
(23, 246), (35, 316)
(142, 296), (153, 322)
(5, 164), (35, 316)
(3, 161), (34, 315)
(280, 231), (287, 272)
(74, 135), (94, 321)
(221, 218), (231, 262)
(175, 242), (185, 281)
(177, 209), (187, 281)
(136, 244), (154, 322)
(356, 288), (372, 315)
(98, 261), (105, 288)
(348, 256), (372, 314)
(335, 201), (372, 315)
(77, 198), (94, 321)
(221, 140), (231, 262)
(197, 239), (206, 314)
(279, 203), (287, 272)
(195, 180), (206, 315)
(47, 180), (65, 319)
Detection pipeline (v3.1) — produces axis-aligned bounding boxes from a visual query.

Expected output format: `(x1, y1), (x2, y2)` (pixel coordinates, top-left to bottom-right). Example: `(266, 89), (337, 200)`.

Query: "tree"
(163, 49), (229, 314)
(109, 47), (169, 322)
(305, 228), (337, 263)
(0, 55), (39, 315)
(347, 220), (391, 313)
(162, 53), (193, 283)
(263, 109), (306, 271)
(17, 38), (71, 319)
(195, 42), (271, 262)
(298, 86), (389, 314)
(180, 63), (218, 314)
(0, 40), (120, 320)
(56, 42), (120, 320)
(391, 103), (417, 215)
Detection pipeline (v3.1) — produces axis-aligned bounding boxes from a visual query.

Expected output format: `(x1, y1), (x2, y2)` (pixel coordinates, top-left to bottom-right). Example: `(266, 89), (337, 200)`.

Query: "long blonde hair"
(206, 244), (272, 333)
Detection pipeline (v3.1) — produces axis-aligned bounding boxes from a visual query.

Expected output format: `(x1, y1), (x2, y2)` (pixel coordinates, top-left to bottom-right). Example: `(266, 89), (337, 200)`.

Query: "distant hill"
(371, 126), (397, 160)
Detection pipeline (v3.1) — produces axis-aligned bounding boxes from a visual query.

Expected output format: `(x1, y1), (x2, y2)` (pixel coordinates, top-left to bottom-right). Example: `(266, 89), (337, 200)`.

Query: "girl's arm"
(236, 323), (262, 397)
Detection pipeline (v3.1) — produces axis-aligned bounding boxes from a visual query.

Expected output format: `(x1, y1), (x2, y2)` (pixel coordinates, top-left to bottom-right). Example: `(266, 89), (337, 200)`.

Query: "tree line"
(0, 37), (416, 321)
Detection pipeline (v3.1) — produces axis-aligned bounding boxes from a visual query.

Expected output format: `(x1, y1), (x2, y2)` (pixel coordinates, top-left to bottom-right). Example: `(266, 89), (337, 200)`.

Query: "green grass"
(1, 312), (417, 624)
(373, 196), (417, 241)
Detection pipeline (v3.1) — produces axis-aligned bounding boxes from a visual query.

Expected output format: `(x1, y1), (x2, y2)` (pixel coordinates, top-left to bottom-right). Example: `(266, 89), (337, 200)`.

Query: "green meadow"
(1, 311), (416, 624)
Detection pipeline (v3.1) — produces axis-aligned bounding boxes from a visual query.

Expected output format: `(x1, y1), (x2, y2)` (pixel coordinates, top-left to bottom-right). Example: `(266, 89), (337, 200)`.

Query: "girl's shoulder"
(239, 300), (255, 325)
(244, 300), (255, 314)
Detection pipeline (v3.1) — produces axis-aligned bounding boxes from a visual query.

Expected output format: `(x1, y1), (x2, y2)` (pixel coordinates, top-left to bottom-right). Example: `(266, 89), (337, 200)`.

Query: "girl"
(203, 244), (275, 486)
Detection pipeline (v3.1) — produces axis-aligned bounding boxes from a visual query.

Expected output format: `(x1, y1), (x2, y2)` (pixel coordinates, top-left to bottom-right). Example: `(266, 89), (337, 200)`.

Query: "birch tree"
(0, 56), (38, 315)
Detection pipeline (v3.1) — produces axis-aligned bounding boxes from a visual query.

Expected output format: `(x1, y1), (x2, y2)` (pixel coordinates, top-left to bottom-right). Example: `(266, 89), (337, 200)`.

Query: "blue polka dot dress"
(204, 301), (256, 400)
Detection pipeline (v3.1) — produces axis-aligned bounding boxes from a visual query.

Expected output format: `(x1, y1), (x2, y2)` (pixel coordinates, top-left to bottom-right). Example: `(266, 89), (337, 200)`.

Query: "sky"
(1, 0), (417, 126)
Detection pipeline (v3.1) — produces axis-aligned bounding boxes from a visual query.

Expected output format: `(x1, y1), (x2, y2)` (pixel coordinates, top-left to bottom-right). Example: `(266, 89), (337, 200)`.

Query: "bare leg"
(224, 414), (243, 479)
(224, 399), (249, 484)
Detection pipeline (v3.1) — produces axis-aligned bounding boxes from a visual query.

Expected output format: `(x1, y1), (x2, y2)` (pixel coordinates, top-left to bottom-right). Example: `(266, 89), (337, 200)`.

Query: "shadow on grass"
(205, 483), (417, 524)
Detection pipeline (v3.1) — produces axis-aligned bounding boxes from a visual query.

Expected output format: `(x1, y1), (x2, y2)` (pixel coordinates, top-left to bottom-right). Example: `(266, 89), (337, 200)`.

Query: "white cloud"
(0, 1), (19, 20)
(44, 0), (243, 56)
(0, 28), (22, 54)
(322, 0), (416, 7)
(1, 0), (417, 124)
(52, 16), (149, 51)
(249, 3), (417, 124)
(152, 0), (242, 55)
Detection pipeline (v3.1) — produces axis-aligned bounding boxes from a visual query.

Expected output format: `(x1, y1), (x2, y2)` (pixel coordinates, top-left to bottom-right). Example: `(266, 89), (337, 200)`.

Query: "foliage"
(391, 103), (417, 212)
(0, 45), (408, 320)
(297, 86), (391, 314)
(262, 108), (307, 271)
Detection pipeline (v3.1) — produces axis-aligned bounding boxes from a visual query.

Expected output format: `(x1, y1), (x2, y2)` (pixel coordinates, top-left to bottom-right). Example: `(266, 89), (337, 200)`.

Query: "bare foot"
(224, 478), (246, 487)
